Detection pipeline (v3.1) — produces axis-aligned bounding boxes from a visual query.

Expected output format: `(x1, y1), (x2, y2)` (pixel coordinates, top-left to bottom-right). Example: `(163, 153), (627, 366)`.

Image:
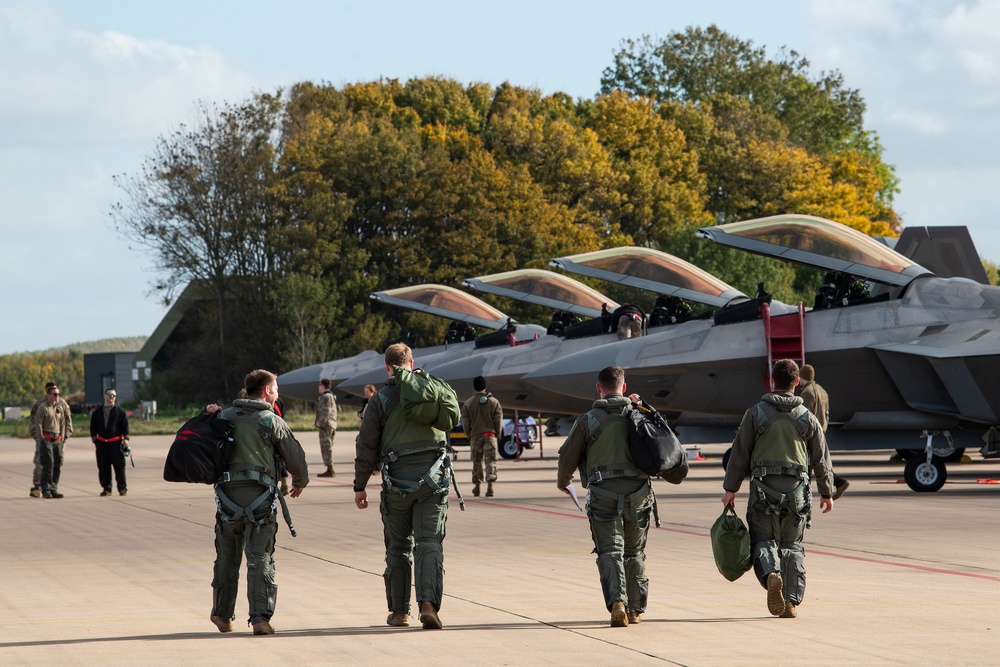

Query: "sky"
(2, 0), (1000, 356)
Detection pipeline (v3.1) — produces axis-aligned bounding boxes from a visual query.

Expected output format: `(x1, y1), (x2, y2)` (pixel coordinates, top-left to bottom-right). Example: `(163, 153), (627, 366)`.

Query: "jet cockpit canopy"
(696, 214), (933, 287)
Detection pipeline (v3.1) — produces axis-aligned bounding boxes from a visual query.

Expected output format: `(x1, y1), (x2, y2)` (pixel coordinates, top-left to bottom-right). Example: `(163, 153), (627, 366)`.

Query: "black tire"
(903, 456), (947, 492)
(721, 447), (732, 471)
(498, 434), (521, 460)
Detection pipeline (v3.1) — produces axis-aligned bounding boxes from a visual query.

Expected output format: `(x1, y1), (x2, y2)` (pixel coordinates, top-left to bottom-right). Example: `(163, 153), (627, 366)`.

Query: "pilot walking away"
(721, 359), (835, 619)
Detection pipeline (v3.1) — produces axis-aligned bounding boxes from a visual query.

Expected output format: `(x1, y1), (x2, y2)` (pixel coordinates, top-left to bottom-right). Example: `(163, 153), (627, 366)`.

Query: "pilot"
(721, 359), (835, 619)
(557, 366), (652, 627)
(613, 305), (643, 340)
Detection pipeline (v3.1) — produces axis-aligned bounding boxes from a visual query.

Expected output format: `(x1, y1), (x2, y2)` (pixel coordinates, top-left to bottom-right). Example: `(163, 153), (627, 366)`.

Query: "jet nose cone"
(338, 367), (387, 399)
(433, 355), (490, 383)
(523, 344), (622, 400)
(278, 364), (325, 401)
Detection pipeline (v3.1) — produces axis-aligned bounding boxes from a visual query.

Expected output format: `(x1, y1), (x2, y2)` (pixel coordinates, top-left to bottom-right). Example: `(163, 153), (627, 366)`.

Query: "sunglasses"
(106, 393), (117, 398)
(50, 392), (60, 396)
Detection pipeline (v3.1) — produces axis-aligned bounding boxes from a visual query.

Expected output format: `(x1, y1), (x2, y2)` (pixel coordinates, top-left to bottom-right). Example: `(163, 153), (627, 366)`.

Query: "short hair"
(320, 378), (332, 390)
(799, 364), (815, 382)
(597, 366), (625, 393)
(45, 382), (57, 390)
(473, 375), (487, 391)
(385, 342), (412, 367)
(244, 369), (277, 398)
(772, 359), (799, 390)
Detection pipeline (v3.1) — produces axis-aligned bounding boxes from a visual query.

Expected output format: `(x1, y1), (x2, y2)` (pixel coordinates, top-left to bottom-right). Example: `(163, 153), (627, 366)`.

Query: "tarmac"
(1, 430), (998, 666)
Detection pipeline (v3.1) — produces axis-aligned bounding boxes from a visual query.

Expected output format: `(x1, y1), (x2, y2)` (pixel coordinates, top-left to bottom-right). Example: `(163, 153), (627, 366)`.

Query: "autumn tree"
(111, 94), (285, 398)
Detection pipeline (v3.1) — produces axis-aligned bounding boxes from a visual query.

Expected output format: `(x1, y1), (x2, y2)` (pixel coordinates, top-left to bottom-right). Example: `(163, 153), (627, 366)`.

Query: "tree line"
(111, 26), (906, 404)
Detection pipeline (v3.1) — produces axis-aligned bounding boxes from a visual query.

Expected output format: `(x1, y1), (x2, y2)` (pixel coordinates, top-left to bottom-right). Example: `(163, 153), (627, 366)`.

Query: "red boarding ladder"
(760, 301), (805, 391)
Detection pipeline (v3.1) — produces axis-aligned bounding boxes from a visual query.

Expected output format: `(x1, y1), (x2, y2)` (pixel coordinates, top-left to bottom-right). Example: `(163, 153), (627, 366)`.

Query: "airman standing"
(461, 375), (502, 497)
(315, 379), (337, 477)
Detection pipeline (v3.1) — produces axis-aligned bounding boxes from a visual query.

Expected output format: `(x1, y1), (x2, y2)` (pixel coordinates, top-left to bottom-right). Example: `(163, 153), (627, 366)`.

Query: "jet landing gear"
(903, 431), (949, 492)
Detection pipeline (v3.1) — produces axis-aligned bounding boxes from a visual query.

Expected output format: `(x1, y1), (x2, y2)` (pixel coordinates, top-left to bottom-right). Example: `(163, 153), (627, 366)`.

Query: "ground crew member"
(461, 375), (502, 497)
(721, 359), (835, 619)
(353, 343), (459, 630)
(33, 383), (72, 498)
(89, 388), (130, 496)
(798, 364), (850, 499)
(557, 365), (652, 627)
(315, 379), (337, 477)
(29, 382), (69, 497)
(208, 369), (309, 635)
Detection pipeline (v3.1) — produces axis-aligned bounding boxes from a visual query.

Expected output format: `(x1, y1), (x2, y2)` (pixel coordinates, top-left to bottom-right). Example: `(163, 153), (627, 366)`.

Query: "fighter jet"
(278, 284), (545, 402)
(430, 253), (754, 418)
(523, 214), (1000, 492)
(335, 270), (615, 402)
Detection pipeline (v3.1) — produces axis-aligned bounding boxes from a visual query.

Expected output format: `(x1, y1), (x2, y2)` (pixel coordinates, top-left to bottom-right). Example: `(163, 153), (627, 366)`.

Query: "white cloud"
(0, 4), (262, 354)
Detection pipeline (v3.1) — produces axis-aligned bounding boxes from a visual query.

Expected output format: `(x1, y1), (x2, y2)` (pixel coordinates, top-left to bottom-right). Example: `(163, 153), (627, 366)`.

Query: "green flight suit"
(557, 394), (653, 613)
(723, 391), (835, 605)
(211, 398), (309, 626)
(354, 376), (454, 615)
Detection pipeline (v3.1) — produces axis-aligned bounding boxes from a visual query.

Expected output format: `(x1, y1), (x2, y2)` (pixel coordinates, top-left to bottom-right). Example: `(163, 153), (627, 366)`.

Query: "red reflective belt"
(42, 433), (61, 442)
(480, 432), (496, 437)
(96, 435), (123, 443)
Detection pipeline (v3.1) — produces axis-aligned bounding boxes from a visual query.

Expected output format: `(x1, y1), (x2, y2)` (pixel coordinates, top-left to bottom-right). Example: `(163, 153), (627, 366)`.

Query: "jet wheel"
(498, 434), (521, 460)
(903, 456), (947, 492)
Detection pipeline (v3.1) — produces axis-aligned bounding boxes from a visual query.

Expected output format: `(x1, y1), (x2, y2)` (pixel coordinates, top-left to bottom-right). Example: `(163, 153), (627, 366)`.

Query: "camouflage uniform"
(723, 391), (834, 607)
(33, 397), (73, 495)
(354, 376), (452, 617)
(558, 394), (653, 616)
(211, 398), (308, 627)
(315, 390), (337, 470)
(461, 390), (502, 486)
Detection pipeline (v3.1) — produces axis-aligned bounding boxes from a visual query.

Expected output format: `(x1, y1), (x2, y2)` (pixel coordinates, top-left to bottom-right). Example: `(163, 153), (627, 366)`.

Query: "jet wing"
(462, 269), (618, 319)
(549, 246), (745, 307)
(370, 284), (514, 330)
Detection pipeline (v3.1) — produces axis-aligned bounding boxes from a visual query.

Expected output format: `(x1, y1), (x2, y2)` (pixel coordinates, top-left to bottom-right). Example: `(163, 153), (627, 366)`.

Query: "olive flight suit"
(34, 398), (73, 494)
(354, 376), (454, 616)
(723, 392), (834, 606)
(211, 398), (308, 627)
(558, 394), (653, 615)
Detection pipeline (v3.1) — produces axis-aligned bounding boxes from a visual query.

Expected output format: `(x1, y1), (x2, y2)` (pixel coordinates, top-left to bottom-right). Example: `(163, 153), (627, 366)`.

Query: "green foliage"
(983, 259), (1000, 286)
(0, 349), (85, 406)
(110, 34), (915, 404)
(602, 26), (901, 235)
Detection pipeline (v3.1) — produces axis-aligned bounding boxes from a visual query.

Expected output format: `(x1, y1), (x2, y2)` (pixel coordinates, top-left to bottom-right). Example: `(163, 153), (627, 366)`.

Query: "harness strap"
(588, 465), (643, 485)
(751, 462), (808, 478)
(382, 450), (450, 496)
(587, 480), (651, 523)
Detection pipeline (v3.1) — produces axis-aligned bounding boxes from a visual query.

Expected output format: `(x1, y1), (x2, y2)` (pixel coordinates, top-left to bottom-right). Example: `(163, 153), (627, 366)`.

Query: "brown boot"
(418, 601), (442, 629)
(472, 483), (480, 497)
(210, 614), (233, 633)
(780, 602), (798, 618)
(252, 620), (274, 635)
(766, 572), (785, 617)
(386, 612), (410, 627)
(485, 482), (494, 497)
(627, 610), (643, 624)
(317, 465), (335, 478)
(610, 601), (628, 627)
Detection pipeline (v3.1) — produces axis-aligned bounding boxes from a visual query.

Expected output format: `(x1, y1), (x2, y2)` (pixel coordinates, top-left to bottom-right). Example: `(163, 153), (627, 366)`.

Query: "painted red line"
(807, 549), (1000, 582)
(470, 499), (1000, 582)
